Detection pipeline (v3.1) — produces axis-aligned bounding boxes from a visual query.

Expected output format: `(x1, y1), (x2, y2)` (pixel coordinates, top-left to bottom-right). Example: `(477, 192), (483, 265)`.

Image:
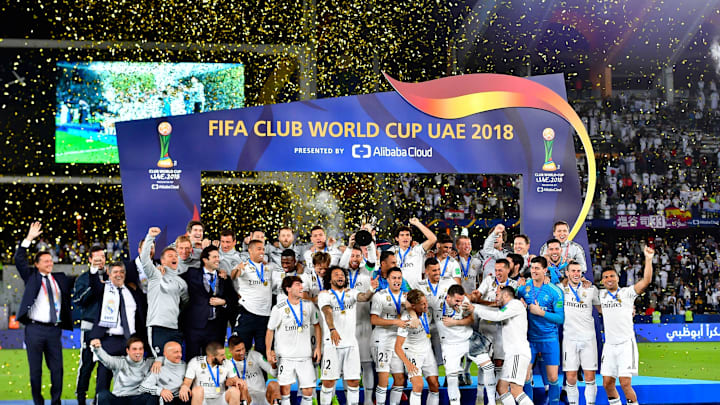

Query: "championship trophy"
(355, 214), (377, 246)
(542, 127), (558, 171)
(157, 121), (174, 168)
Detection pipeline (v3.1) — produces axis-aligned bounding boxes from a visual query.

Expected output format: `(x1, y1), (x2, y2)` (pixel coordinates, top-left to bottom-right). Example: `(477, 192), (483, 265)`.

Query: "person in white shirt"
(272, 249), (303, 302)
(432, 284), (473, 405)
(599, 246), (654, 405)
(266, 276), (322, 405)
(231, 239), (281, 357)
(227, 336), (280, 405)
(455, 235), (483, 294)
(559, 261), (601, 405)
(301, 252), (331, 304)
(318, 266), (377, 405)
(481, 224), (510, 278)
(303, 226), (341, 272)
(179, 341), (241, 405)
(391, 218), (437, 287)
(414, 258), (456, 366)
(394, 289), (440, 405)
(434, 234), (462, 284)
(471, 286), (534, 405)
(370, 268), (410, 405)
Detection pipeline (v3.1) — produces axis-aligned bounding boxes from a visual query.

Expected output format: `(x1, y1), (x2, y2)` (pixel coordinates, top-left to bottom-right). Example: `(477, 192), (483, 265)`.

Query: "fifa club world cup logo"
(541, 127), (558, 171)
(157, 121), (174, 168)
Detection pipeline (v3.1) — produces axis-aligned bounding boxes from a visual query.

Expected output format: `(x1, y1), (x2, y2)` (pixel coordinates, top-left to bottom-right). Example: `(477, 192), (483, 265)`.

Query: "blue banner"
(635, 323), (720, 343)
(116, 73), (595, 272)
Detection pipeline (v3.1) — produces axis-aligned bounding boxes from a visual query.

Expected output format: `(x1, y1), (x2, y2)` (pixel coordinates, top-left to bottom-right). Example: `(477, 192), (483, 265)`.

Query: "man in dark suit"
(15, 222), (74, 405)
(88, 261), (147, 393)
(180, 245), (236, 358)
(72, 245), (107, 405)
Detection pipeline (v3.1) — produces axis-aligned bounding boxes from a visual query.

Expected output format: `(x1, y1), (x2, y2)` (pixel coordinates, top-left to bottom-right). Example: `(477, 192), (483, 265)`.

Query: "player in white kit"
(227, 336), (281, 405)
(180, 341), (241, 405)
(394, 289), (440, 405)
(600, 246), (654, 405)
(560, 261), (600, 405)
(370, 267), (409, 405)
(265, 276), (322, 405)
(318, 266), (377, 405)
(434, 234), (462, 284)
(432, 284), (473, 405)
(480, 224), (510, 278)
(391, 218), (437, 288)
(339, 243), (377, 405)
(471, 286), (534, 405)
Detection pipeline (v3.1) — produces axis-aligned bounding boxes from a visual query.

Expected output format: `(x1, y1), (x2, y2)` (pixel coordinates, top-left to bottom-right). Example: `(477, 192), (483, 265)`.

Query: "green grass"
(55, 131), (119, 164)
(0, 342), (717, 400)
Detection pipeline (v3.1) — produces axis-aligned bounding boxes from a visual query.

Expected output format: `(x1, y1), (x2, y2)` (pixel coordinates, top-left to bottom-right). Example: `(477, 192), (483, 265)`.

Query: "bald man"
(138, 341), (188, 404)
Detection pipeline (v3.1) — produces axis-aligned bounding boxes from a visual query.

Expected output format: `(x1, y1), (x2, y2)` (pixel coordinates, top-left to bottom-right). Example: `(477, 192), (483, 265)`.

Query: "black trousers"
(136, 392), (190, 405)
(96, 335), (127, 393)
(75, 328), (98, 402)
(148, 325), (183, 358)
(233, 306), (269, 355)
(25, 322), (63, 405)
(184, 318), (228, 359)
(96, 390), (145, 405)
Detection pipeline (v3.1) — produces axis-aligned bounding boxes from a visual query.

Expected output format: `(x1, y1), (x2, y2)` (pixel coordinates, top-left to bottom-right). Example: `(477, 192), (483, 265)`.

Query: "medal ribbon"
(441, 257), (450, 277)
(607, 289), (620, 302)
(398, 247), (411, 268)
(40, 275), (60, 318)
(420, 313), (430, 335)
(428, 280), (439, 297)
(349, 269), (359, 289)
(460, 256), (471, 278)
(287, 299), (304, 329)
(248, 261), (265, 284)
(232, 358), (246, 379)
(331, 289), (346, 311)
(207, 360), (220, 389)
(388, 288), (402, 315)
(442, 301), (456, 317)
(568, 282), (582, 303)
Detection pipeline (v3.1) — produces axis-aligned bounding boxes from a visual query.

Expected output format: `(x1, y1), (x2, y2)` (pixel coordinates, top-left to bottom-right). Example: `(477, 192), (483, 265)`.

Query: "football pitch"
(0, 342), (717, 400)
(55, 131), (119, 164)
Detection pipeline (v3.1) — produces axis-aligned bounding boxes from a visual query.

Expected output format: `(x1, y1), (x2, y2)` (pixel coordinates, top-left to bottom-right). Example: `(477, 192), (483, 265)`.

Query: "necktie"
(43, 276), (58, 324)
(208, 273), (216, 320)
(118, 287), (131, 339)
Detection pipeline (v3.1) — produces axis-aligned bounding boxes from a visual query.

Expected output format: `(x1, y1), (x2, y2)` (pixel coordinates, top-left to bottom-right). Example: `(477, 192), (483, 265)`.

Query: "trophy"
(541, 127), (558, 171)
(355, 214), (377, 246)
(157, 121), (174, 168)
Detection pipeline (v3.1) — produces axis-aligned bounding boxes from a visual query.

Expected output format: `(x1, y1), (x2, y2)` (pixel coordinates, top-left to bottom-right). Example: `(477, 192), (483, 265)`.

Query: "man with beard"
(506, 253), (525, 282)
(227, 336), (281, 405)
(539, 221), (587, 275)
(391, 218), (437, 288)
(545, 239), (569, 283)
(142, 227), (189, 363)
(180, 341), (241, 405)
(470, 258), (519, 405)
(272, 249), (303, 302)
(266, 276), (322, 405)
(268, 227), (302, 267)
(318, 266), (377, 405)
(415, 258), (456, 367)
(303, 226), (341, 272)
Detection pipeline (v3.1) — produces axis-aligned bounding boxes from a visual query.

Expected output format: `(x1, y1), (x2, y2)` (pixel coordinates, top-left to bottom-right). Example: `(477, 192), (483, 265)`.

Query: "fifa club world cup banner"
(116, 73), (596, 271)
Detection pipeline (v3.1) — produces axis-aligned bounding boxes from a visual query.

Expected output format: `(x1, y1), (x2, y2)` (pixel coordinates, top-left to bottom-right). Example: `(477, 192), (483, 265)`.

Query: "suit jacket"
(14, 245), (74, 330)
(180, 267), (236, 331)
(87, 272), (147, 340)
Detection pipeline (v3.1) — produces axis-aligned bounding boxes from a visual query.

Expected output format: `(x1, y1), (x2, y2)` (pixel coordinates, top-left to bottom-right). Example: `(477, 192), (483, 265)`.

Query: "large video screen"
(55, 61), (245, 164)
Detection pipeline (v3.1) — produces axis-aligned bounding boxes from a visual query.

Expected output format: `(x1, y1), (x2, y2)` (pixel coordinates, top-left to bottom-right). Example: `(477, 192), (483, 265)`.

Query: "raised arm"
(634, 246), (655, 295)
(410, 218), (437, 252)
(90, 339), (124, 372)
(141, 227), (161, 280)
(15, 222), (44, 281)
(474, 301), (523, 322)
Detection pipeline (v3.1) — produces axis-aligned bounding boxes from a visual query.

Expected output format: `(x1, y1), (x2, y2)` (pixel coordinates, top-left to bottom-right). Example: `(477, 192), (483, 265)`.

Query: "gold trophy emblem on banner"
(542, 127), (558, 171)
(157, 121), (174, 168)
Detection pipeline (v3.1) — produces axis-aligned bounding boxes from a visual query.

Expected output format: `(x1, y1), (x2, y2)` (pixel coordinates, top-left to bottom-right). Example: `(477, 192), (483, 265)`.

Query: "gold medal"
(579, 301), (584, 305)
(263, 281), (268, 286)
(216, 387), (221, 393)
(618, 299), (622, 303)
(426, 333), (431, 339)
(341, 310), (346, 314)
(298, 326), (303, 333)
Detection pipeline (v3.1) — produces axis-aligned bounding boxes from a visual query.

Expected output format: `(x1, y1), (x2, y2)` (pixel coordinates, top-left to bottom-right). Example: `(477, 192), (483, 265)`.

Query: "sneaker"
(460, 372), (472, 386)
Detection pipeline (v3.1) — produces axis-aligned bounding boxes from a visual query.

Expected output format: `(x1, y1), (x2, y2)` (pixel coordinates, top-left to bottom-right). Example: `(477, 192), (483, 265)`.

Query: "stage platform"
(2, 375), (717, 405)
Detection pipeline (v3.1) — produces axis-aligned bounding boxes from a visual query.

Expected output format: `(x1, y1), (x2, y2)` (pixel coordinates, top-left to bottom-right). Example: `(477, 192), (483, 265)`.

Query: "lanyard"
(607, 289), (621, 302)
(331, 289), (346, 311)
(388, 288), (402, 315)
(460, 256), (471, 278)
(349, 269), (359, 289)
(420, 313), (430, 335)
(287, 299), (303, 328)
(248, 261), (265, 284)
(441, 257), (450, 277)
(428, 279), (439, 296)
(206, 360), (220, 389)
(529, 284), (540, 303)
(398, 247), (411, 268)
(442, 301), (456, 317)
(494, 278), (509, 287)
(568, 282), (583, 303)
(316, 273), (323, 291)
(206, 271), (217, 292)
(232, 358), (246, 379)
(40, 275), (60, 315)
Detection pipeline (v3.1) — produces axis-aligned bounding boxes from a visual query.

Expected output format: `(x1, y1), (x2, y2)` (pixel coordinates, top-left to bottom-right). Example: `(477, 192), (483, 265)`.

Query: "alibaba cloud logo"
(352, 144), (371, 158)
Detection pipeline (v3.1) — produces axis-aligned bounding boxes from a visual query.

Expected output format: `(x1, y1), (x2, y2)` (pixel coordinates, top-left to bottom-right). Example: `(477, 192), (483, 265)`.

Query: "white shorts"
(441, 341), (470, 375)
(601, 339), (638, 378)
(321, 344), (361, 381)
(277, 357), (317, 389)
(356, 322), (373, 362)
(249, 390), (269, 405)
(372, 340), (404, 374)
(404, 350), (439, 378)
(501, 354), (531, 386)
(563, 338), (598, 371)
(430, 328), (443, 365)
(205, 395), (228, 405)
(492, 325), (504, 360)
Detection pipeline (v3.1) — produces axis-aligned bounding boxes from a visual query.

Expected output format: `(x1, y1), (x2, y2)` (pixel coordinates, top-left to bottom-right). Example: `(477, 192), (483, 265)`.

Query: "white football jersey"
(268, 299), (319, 359)
(437, 256), (462, 281)
(477, 276), (518, 303)
(393, 244), (426, 288)
(474, 300), (531, 358)
(231, 350), (276, 394)
(432, 296), (473, 345)
(185, 356), (235, 399)
(457, 255), (483, 294)
(233, 260), (279, 316)
(370, 289), (406, 341)
(318, 288), (360, 348)
(397, 310), (433, 354)
(599, 287), (637, 344)
(415, 278), (456, 309)
(561, 283), (599, 341)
